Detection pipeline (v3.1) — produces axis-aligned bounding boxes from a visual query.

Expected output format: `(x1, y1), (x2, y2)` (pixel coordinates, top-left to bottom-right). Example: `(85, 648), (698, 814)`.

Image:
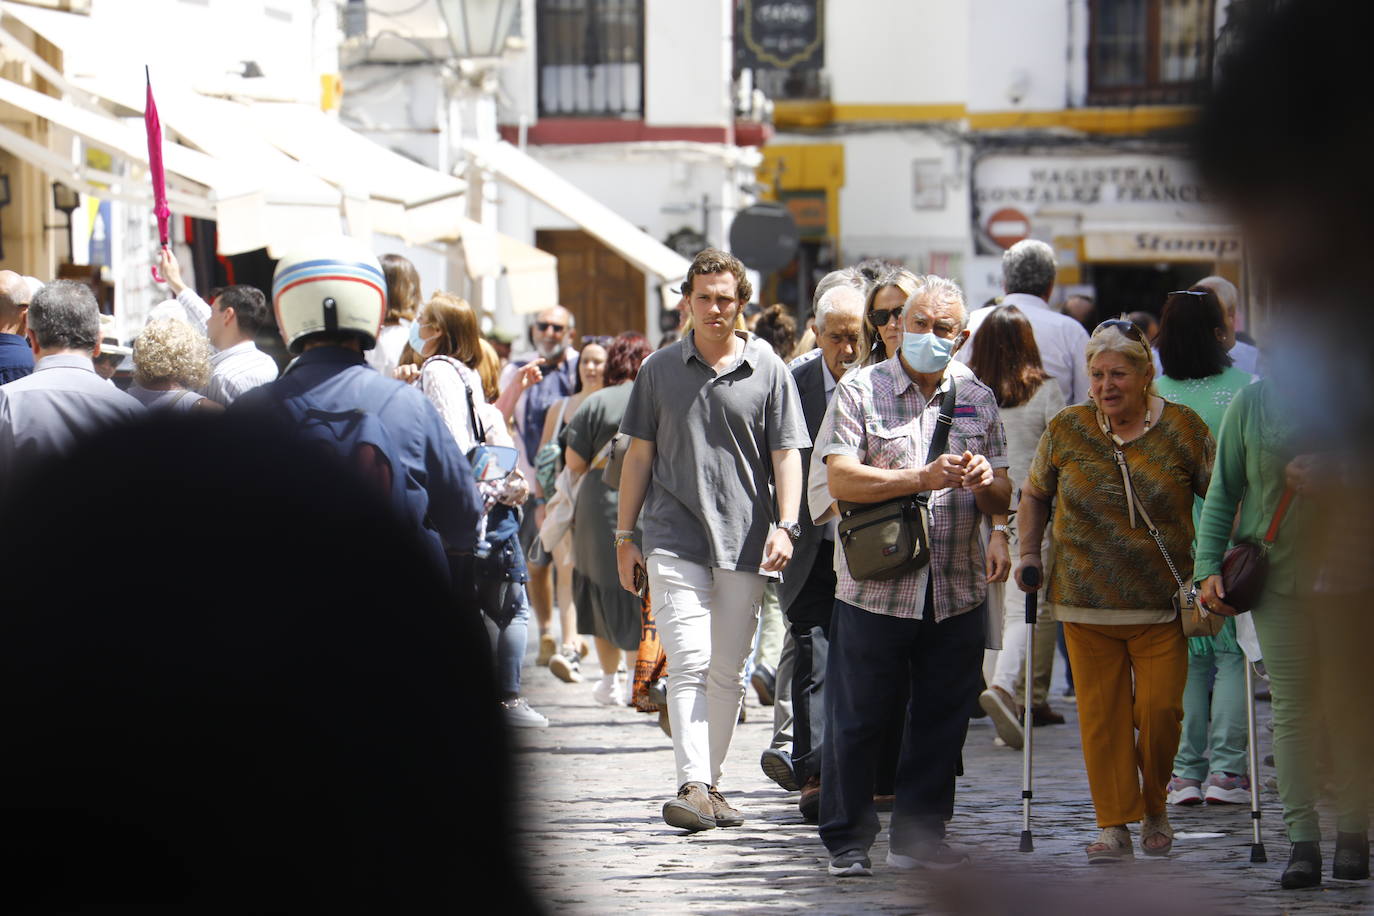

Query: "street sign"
(987, 207), (1031, 250)
(729, 202), (800, 274)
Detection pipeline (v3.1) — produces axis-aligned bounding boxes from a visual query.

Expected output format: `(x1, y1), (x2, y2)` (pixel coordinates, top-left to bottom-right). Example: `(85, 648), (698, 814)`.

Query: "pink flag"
(145, 66), (171, 281)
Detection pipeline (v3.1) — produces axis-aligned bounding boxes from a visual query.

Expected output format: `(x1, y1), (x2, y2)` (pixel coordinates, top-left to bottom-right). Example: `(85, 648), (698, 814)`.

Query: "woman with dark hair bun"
(1154, 287), (1255, 811)
(967, 305), (1067, 749)
(562, 332), (654, 706)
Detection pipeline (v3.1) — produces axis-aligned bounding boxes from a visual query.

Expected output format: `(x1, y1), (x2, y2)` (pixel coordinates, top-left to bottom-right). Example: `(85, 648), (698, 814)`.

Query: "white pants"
(648, 555), (766, 788)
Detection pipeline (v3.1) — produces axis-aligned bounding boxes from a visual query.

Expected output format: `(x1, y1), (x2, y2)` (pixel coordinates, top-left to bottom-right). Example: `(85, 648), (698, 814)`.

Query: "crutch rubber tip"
(1251, 844), (1268, 863)
(1019, 831), (1034, 853)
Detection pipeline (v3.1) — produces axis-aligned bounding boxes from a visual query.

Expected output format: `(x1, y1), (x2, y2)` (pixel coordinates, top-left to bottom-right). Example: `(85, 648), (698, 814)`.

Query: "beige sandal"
(1086, 825), (1133, 864)
(1141, 813), (1174, 856)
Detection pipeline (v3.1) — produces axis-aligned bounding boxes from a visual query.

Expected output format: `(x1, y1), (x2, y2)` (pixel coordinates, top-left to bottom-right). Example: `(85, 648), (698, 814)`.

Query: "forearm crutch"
(1019, 565), (1041, 853)
(1245, 658), (1267, 862)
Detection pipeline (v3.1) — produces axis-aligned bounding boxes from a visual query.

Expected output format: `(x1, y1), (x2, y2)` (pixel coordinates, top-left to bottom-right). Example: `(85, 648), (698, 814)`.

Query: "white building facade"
(344, 0), (763, 340)
(751, 0), (1248, 330)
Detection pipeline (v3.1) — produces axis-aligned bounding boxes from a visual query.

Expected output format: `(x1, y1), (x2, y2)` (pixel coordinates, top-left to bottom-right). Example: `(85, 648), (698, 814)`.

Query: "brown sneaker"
(708, 786), (744, 827)
(662, 782), (716, 832)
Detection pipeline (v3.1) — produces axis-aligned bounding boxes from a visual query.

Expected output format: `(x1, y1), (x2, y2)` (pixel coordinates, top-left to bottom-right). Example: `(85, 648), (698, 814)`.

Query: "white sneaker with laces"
(501, 697), (548, 728)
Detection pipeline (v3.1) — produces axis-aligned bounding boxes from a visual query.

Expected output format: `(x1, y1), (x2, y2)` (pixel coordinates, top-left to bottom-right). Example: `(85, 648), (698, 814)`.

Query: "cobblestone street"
(511, 643), (1373, 916)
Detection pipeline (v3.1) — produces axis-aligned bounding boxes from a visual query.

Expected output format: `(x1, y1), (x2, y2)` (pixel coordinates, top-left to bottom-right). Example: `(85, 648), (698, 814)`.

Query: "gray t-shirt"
(620, 330), (810, 575)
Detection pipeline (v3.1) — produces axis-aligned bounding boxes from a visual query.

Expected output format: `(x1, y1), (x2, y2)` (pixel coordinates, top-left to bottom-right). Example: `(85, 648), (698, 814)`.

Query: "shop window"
(536, 0), (643, 118)
(1088, 0), (1215, 105)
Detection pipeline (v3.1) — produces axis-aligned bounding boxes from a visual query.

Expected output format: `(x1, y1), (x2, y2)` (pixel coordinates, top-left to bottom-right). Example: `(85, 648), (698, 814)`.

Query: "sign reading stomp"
(736, 0), (825, 71)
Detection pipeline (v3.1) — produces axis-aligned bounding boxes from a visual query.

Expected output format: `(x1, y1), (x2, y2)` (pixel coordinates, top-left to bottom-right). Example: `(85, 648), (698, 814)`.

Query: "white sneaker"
(592, 674), (626, 706)
(501, 697), (548, 728)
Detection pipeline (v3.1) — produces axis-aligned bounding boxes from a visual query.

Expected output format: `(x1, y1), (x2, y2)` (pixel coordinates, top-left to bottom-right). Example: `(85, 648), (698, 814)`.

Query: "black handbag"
(836, 380), (957, 581)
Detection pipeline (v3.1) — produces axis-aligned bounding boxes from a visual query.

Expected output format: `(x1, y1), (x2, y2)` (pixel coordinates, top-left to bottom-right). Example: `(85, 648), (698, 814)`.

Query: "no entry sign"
(987, 207), (1031, 249)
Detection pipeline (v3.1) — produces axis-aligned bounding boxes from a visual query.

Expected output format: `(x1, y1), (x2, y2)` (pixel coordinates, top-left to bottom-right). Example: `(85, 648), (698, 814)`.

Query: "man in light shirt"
(959, 239), (1090, 405)
(1195, 275), (1260, 376)
(158, 250), (279, 406)
(0, 280), (143, 483)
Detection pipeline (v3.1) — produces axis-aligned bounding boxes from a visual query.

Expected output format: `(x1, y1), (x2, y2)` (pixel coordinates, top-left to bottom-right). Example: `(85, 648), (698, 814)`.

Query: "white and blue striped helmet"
(272, 236), (387, 353)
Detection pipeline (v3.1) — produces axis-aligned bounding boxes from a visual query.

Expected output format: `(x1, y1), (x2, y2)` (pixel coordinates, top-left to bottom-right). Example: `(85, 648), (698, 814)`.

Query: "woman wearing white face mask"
(406, 292), (547, 730)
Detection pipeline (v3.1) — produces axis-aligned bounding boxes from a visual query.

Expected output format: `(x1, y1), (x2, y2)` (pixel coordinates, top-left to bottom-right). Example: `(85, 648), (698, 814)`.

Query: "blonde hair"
(475, 338), (501, 402)
(1086, 324), (1158, 397)
(860, 268), (921, 365)
(133, 318), (212, 390)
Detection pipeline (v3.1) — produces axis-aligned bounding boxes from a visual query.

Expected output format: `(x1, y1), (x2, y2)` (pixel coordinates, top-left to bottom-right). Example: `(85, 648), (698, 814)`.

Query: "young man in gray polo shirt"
(615, 248), (810, 832)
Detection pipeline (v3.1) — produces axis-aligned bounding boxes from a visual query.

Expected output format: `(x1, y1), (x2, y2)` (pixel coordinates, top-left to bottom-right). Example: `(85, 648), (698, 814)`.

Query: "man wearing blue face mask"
(814, 275), (1012, 876)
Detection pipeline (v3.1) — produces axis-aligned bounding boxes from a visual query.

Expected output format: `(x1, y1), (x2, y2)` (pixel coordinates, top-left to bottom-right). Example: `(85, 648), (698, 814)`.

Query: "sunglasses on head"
(535, 321), (566, 333)
(1095, 318), (1149, 347)
(1168, 289), (1209, 298)
(869, 306), (903, 328)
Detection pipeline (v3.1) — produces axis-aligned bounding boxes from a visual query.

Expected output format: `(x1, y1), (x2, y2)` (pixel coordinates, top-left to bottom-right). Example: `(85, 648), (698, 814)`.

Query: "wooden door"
(535, 229), (646, 337)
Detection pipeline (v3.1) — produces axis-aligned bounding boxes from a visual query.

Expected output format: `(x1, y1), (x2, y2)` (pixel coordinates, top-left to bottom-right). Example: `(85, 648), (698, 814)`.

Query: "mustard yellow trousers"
(1063, 620), (1188, 827)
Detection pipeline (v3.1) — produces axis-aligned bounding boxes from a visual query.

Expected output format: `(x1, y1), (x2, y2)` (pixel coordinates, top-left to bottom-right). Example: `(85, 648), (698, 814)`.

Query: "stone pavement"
(509, 644), (1372, 915)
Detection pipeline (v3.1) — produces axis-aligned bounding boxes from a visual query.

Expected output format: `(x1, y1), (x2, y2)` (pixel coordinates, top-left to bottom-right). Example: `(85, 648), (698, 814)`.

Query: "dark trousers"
(787, 546), (908, 791)
(819, 598), (985, 856)
(786, 543), (836, 787)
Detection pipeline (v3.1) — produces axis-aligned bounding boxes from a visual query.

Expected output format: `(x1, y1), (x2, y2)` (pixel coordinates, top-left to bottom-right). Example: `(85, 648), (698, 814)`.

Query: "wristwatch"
(991, 524), (1010, 537)
(779, 520), (802, 543)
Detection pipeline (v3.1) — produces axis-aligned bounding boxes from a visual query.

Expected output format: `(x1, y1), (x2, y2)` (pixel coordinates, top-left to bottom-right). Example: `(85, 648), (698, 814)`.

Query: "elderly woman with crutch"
(1015, 320), (1214, 863)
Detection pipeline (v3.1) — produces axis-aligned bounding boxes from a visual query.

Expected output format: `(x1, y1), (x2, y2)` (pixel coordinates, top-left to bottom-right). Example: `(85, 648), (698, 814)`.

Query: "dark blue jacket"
(0, 333), (34, 385)
(234, 347), (483, 564)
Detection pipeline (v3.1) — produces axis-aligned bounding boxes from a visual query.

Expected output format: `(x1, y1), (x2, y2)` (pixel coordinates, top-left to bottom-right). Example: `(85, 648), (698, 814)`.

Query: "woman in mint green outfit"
(1151, 289), (1253, 807)
(1194, 376), (1334, 888)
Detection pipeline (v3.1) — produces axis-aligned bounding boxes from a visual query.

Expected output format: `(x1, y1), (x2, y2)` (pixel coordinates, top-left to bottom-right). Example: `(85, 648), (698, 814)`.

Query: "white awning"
(460, 138), (690, 287)
(0, 74), (344, 256)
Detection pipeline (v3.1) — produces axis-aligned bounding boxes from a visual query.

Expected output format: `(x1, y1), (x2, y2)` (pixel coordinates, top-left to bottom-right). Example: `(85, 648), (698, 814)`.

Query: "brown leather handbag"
(1220, 488), (1295, 613)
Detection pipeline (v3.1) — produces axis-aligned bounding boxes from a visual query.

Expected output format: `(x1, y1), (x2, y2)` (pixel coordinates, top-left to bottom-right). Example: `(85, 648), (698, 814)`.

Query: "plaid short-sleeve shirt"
(816, 358), (1009, 621)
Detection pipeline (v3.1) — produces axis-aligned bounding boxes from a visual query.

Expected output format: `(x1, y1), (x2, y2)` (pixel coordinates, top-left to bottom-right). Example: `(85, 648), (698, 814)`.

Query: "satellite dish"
(728, 203), (800, 273)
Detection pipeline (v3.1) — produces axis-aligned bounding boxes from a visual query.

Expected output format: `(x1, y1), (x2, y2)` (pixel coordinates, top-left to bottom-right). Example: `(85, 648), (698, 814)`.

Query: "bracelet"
(613, 533), (635, 548)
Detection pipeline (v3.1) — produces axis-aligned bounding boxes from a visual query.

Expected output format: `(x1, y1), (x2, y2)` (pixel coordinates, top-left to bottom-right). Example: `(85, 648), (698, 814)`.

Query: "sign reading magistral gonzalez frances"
(736, 0), (824, 71)
(973, 154), (1220, 222)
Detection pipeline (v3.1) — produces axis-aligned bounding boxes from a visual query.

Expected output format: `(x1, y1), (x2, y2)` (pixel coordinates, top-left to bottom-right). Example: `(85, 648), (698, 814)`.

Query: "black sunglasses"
(1095, 318), (1149, 347)
(868, 306), (903, 328)
(535, 321), (567, 333)
(1167, 289), (1209, 298)
(583, 335), (612, 348)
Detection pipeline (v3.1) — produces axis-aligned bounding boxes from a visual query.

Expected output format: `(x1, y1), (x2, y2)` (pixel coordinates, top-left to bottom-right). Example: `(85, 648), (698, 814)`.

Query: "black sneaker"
(760, 747), (799, 791)
(662, 782), (716, 832)
(1281, 841), (1322, 889)
(751, 665), (776, 706)
(827, 849), (872, 877)
(887, 841), (970, 871)
(1333, 832), (1370, 881)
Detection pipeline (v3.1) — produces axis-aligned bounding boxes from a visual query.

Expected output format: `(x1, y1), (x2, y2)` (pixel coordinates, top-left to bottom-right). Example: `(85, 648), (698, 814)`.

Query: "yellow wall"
(757, 143), (845, 243)
(773, 101), (1198, 135)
